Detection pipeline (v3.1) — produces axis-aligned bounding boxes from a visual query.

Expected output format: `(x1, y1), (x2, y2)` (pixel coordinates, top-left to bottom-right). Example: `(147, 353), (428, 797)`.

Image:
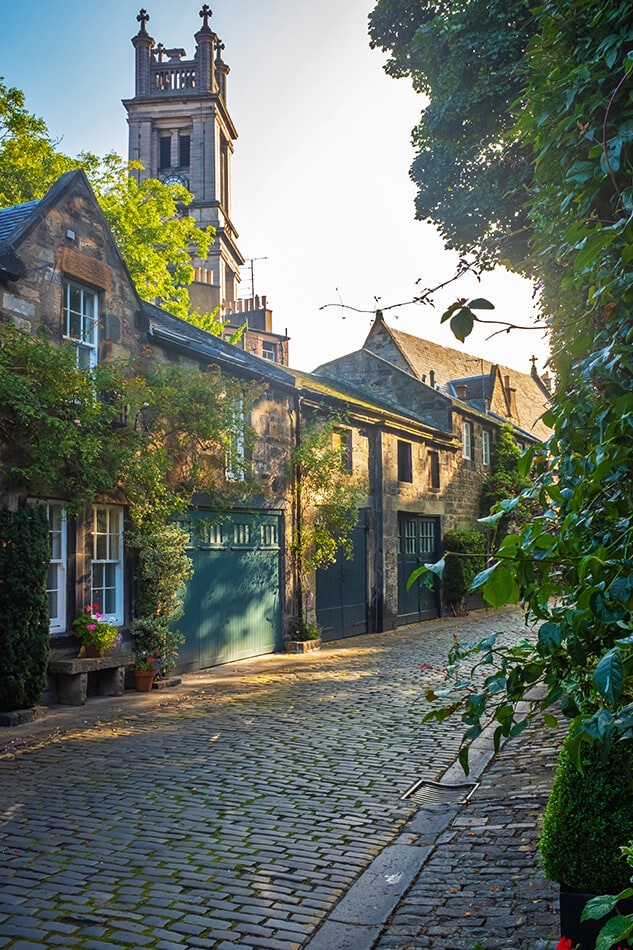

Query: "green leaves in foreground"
(440, 297), (495, 343)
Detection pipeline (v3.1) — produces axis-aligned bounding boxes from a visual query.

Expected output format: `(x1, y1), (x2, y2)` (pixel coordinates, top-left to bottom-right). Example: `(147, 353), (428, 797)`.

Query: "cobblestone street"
(0, 608), (561, 949)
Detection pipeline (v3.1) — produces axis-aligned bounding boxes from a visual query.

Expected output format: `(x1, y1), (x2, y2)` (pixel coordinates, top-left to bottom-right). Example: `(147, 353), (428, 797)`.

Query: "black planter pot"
(560, 887), (633, 949)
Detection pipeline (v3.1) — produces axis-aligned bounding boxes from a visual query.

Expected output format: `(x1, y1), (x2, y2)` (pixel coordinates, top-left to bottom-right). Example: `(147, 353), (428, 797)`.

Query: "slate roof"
(366, 318), (552, 442)
(0, 199), (41, 246)
(144, 303), (297, 387)
(291, 366), (456, 441)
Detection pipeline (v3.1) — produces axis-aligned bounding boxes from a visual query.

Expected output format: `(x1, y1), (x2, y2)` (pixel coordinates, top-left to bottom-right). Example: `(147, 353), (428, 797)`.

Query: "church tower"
(123, 5), (243, 309)
(123, 7), (290, 365)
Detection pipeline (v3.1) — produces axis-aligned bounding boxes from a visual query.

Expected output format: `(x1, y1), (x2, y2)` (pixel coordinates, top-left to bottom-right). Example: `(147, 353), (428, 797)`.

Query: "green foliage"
(481, 424), (533, 534)
(72, 605), (121, 652)
(0, 80), (224, 330)
(442, 527), (486, 612)
(128, 523), (193, 674)
(292, 416), (367, 577)
(583, 844), (633, 950)
(540, 734), (633, 893)
(289, 618), (322, 642)
(0, 324), (128, 512)
(0, 506), (50, 711)
(80, 152), (216, 322)
(0, 76), (77, 206)
(0, 324), (256, 524)
(369, 1), (536, 271)
(389, 1), (633, 773)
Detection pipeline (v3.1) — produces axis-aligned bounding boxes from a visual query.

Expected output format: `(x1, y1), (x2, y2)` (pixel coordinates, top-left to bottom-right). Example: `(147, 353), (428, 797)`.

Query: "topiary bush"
(0, 506), (50, 711)
(442, 527), (486, 614)
(540, 733), (633, 894)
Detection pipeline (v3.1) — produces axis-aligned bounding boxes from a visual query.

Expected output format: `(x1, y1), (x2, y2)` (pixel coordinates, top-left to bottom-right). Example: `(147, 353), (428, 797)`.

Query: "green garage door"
(177, 510), (282, 671)
(316, 514), (368, 642)
(397, 514), (441, 625)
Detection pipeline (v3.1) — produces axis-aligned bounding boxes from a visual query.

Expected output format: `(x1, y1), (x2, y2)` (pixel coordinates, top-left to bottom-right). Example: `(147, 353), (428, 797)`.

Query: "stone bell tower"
(122, 5), (243, 309)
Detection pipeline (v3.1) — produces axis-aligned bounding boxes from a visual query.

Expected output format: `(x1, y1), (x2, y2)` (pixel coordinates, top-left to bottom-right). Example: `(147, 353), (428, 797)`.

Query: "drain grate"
(401, 778), (479, 806)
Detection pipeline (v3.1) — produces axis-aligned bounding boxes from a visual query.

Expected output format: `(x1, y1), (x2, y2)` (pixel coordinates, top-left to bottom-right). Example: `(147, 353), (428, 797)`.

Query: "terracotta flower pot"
(133, 670), (155, 692)
(83, 645), (105, 658)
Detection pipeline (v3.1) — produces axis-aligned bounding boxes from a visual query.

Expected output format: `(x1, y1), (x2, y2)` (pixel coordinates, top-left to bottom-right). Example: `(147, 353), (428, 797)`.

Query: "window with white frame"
(91, 505), (124, 624)
(262, 341), (276, 361)
(63, 280), (99, 369)
(47, 503), (67, 632)
(462, 420), (473, 460)
(482, 429), (491, 467)
(225, 396), (247, 481)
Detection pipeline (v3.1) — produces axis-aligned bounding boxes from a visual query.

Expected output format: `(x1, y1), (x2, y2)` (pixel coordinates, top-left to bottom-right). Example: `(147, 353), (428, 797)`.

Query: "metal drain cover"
(401, 779), (479, 806)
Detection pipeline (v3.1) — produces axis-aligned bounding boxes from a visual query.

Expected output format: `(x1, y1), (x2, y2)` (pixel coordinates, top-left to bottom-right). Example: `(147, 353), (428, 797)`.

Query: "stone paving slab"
(0, 607), (556, 949)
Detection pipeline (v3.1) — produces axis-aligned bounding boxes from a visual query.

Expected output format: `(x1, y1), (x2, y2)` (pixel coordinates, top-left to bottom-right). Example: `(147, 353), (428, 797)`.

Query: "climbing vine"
(291, 415), (367, 618)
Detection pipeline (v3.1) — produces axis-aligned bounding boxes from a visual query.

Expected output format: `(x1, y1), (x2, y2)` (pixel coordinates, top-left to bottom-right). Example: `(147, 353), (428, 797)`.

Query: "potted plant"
(284, 617), (323, 653)
(539, 733), (633, 949)
(132, 650), (161, 692)
(73, 604), (121, 657)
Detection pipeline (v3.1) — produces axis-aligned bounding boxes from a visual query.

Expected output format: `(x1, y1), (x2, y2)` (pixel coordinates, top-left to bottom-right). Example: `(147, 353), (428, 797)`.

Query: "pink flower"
(87, 624), (96, 631)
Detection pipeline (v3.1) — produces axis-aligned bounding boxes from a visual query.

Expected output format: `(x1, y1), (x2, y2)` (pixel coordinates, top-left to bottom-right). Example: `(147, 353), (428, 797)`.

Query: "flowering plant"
(134, 650), (161, 674)
(72, 604), (120, 651)
(290, 617), (322, 642)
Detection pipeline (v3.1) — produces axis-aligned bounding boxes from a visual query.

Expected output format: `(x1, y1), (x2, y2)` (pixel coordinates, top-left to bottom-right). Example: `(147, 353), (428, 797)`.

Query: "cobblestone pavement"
(369, 712), (564, 950)
(0, 608), (559, 950)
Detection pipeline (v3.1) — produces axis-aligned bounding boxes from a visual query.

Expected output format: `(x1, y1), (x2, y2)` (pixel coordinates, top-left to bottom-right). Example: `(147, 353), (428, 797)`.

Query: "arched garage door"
(177, 510), (282, 671)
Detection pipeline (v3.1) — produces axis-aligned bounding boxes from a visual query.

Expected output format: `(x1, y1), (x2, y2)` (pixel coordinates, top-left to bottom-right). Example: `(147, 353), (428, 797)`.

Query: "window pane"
(47, 587), (58, 618)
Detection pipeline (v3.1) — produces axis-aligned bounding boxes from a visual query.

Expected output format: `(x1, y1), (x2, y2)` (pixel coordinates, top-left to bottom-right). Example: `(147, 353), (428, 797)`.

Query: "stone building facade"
(0, 170), (297, 681)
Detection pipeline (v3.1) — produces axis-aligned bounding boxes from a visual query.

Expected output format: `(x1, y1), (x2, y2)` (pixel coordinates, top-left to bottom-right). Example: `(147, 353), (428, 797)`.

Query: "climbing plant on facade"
(291, 415), (367, 619)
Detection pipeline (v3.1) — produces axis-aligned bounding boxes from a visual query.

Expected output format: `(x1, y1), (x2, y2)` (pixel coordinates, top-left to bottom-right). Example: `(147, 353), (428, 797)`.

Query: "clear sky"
(0, 0), (550, 376)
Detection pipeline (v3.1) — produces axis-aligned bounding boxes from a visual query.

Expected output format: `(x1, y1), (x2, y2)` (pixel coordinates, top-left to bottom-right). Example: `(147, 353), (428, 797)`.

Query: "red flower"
(557, 939), (573, 950)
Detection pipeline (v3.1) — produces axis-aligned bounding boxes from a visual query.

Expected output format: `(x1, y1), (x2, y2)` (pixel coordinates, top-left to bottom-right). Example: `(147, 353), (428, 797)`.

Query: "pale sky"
(0, 0), (550, 375)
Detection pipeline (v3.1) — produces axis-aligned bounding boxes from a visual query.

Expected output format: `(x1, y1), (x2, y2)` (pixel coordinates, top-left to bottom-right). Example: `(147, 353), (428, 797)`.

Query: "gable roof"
(364, 314), (552, 441)
(144, 303), (297, 387)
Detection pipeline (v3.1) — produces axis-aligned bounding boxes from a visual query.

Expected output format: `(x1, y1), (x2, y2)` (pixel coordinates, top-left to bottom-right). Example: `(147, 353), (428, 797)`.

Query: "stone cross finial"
(216, 40), (225, 59)
(199, 4), (212, 28)
(155, 42), (166, 62)
(137, 8), (150, 33)
(530, 354), (538, 369)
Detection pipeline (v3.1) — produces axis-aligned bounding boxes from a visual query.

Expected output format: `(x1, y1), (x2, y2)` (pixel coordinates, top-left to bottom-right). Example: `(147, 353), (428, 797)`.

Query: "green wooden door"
(316, 514), (368, 641)
(177, 510), (282, 671)
(397, 514), (440, 625)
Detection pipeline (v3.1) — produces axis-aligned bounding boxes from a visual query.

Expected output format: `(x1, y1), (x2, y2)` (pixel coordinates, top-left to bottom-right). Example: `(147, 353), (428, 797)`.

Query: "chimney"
(429, 369), (436, 388)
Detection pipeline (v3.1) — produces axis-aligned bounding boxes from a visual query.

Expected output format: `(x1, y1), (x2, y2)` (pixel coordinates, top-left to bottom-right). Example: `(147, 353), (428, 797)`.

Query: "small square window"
(397, 440), (413, 483)
(262, 342), (276, 361)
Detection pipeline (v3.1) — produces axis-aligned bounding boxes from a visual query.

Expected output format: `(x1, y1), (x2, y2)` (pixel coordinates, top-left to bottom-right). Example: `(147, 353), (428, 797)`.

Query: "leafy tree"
(375, 1), (633, 772)
(81, 152), (213, 321)
(368, 0), (535, 271)
(0, 77), (76, 206)
(0, 79), (225, 330)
